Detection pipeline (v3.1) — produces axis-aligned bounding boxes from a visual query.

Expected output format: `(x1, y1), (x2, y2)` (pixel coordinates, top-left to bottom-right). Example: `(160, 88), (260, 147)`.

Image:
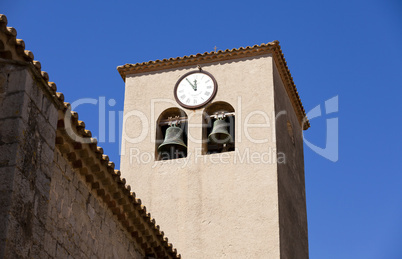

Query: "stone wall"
(0, 50), (179, 258)
(0, 61), (57, 258)
(45, 148), (143, 258)
(0, 61), (141, 258)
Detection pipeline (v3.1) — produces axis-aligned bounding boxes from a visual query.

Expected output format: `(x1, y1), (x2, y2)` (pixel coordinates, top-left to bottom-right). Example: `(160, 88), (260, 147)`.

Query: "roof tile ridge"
(116, 41), (278, 71)
(272, 42), (310, 129)
(0, 14), (63, 105)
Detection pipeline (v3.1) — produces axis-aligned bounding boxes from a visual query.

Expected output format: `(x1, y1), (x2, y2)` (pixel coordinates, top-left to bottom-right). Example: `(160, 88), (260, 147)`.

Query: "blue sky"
(2, 0), (402, 258)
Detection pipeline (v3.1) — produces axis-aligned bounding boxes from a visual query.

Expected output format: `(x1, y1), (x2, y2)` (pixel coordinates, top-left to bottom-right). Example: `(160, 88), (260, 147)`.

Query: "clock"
(174, 70), (217, 109)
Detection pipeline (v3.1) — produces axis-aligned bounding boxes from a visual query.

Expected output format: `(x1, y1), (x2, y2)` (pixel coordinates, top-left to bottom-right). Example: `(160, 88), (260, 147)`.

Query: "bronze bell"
(158, 125), (187, 158)
(208, 118), (232, 144)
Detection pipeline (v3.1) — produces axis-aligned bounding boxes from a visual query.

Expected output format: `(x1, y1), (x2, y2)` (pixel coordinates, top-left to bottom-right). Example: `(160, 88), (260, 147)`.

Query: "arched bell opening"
(155, 108), (188, 161)
(202, 102), (235, 155)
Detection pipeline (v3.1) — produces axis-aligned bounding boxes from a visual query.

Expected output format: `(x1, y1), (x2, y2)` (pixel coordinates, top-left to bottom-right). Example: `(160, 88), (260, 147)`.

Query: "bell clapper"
(222, 143), (228, 152)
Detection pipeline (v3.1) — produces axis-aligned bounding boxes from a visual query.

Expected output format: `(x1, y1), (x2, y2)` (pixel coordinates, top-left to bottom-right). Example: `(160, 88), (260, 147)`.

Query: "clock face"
(174, 71), (217, 109)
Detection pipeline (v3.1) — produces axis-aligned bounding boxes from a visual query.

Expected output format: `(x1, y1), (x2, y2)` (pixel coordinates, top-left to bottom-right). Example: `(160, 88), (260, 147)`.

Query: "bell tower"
(118, 41), (310, 258)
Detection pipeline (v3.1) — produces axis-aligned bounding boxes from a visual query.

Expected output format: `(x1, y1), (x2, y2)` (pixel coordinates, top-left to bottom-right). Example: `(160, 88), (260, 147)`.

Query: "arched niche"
(155, 107), (188, 161)
(202, 101), (235, 155)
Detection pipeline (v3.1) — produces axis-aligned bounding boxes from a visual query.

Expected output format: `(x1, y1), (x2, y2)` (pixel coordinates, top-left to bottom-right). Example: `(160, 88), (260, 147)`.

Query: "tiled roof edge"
(117, 41), (310, 129)
(116, 42), (278, 80)
(0, 14), (63, 106)
(56, 107), (181, 258)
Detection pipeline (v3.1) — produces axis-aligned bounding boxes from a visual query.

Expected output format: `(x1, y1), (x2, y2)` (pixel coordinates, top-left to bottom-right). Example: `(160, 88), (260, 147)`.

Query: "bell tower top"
(117, 41), (310, 130)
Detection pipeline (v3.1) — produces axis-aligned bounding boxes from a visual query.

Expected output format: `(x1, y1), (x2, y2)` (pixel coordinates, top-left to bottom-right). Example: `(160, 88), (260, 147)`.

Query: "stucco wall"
(273, 62), (309, 259)
(121, 55), (282, 258)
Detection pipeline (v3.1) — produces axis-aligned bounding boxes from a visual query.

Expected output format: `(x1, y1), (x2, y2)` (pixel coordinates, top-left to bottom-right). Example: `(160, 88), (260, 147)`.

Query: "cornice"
(117, 42), (278, 80)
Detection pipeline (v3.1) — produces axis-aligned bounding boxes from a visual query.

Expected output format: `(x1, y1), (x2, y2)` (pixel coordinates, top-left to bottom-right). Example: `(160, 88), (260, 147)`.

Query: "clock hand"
(186, 78), (196, 90)
(193, 79), (198, 91)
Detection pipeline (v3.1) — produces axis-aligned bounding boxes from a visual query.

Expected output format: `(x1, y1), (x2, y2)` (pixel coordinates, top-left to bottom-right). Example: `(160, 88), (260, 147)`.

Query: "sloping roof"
(117, 41), (310, 130)
(0, 13), (181, 258)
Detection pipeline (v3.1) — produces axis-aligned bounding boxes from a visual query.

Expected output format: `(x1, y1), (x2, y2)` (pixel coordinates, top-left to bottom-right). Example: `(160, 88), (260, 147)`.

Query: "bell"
(158, 125), (187, 158)
(208, 118), (232, 144)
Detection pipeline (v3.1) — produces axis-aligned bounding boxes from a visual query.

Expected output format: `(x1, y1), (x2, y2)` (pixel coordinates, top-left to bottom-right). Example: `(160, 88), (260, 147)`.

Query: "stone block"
(0, 203), (10, 240)
(1, 142), (26, 169)
(70, 246), (84, 259)
(0, 165), (17, 192)
(31, 218), (46, 247)
(0, 64), (31, 94)
(47, 209), (57, 232)
(57, 152), (68, 171)
(81, 246), (91, 258)
(63, 166), (73, 183)
(74, 188), (85, 206)
(3, 214), (31, 258)
(12, 167), (35, 204)
(60, 198), (72, 220)
(36, 112), (56, 150)
(38, 249), (49, 259)
(55, 195), (63, 214)
(0, 70), (6, 101)
(27, 80), (44, 112)
(103, 247), (112, 259)
(0, 117), (26, 145)
(34, 168), (51, 197)
(41, 141), (55, 167)
(39, 164), (53, 182)
(40, 93), (58, 128)
(36, 194), (50, 226)
(61, 230), (75, 256)
(77, 180), (88, 196)
(50, 166), (62, 188)
(48, 106), (59, 132)
(55, 243), (69, 258)
(71, 173), (80, 189)
(0, 91), (30, 122)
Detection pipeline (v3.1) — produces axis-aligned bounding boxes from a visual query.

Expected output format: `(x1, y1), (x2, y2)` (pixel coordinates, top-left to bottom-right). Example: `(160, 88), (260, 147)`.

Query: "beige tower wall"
(121, 55), (285, 258)
(273, 63), (309, 259)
